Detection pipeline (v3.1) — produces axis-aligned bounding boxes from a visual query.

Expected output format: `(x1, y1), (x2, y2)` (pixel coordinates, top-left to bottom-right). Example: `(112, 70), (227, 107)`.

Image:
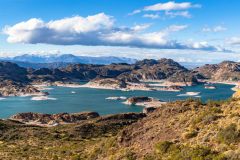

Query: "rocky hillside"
(1, 58), (199, 86)
(194, 61), (240, 82)
(2, 59), (240, 97)
(0, 112), (146, 159)
(2, 97), (240, 159)
(0, 80), (45, 97)
(56, 58), (198, 85)
(2, 59), (240, 85)
(0, 62), (46, 96)
(0, 61), (29, 82)
(121, 59), (197, 84)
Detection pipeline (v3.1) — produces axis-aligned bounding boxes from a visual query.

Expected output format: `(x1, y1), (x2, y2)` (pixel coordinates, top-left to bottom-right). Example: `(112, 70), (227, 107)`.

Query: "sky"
(0, 0), (240, 63)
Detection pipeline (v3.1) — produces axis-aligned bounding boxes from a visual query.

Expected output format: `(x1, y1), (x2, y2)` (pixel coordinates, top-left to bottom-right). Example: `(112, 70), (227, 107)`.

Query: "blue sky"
(0, 0), (240, 63)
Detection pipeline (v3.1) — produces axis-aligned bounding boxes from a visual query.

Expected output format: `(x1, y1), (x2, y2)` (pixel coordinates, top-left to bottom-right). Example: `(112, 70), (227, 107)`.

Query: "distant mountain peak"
(0, 54), (137, 68)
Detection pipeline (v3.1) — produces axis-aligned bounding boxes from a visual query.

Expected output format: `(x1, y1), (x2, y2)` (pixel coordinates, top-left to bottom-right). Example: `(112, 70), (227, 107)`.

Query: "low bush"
(217, 123), (240, 144)
(155, 141), (226, 160)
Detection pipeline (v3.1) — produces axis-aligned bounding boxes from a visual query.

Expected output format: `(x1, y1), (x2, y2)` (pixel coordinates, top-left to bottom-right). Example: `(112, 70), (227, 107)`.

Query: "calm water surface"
(0, 83), (235, 118)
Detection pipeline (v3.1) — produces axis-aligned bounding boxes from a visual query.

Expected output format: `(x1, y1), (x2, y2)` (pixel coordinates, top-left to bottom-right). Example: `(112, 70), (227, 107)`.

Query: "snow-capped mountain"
(1, 54), (137, 65)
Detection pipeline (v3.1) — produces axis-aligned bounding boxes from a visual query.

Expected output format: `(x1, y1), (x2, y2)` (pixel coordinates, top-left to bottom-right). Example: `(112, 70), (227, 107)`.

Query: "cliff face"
(194, 61), (240, 81)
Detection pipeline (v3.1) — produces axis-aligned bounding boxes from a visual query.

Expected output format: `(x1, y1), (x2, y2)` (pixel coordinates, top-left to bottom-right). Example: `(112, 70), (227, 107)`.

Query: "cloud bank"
(3, 13), (227, 52)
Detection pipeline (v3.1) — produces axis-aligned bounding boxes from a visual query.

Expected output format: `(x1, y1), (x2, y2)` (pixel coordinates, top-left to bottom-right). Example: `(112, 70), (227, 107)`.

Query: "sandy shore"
(81, 82), (183, 92)
(81, 82), (154, 91)
(199, 79), (239, 86)
(1, 91), (47, 97)
(33, 82), (83, 89)
(199, 80), (239, 91)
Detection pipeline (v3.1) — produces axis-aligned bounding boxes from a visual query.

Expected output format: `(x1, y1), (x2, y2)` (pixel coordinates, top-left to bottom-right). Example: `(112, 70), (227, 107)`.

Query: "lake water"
(0, 83), (235, 118)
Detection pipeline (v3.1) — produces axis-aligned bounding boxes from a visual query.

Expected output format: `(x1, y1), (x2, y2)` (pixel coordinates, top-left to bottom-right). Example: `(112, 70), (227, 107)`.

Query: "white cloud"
(131, 24), (151, 32)
(165, 25), (188, 32)
(165, 11), (191, 18)
(143, 14), (160, 19)
(202, 25), (227, 32)
(228, 37), (240, 45)
(4, 13), (114, 44)
(3, 13), (227, 52)
(143, 1), (201, 11)
(129, 1), (200, 19)
(128, 10), (141, 16)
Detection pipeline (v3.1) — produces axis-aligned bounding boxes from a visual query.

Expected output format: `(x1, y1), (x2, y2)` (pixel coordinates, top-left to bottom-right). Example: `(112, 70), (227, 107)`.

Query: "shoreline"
(1, 79), (237, 98)
(199, 79), (239, 86)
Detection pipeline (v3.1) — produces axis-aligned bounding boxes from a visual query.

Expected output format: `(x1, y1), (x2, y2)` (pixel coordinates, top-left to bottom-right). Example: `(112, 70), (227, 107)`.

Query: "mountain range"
(0, 54), (137, 69)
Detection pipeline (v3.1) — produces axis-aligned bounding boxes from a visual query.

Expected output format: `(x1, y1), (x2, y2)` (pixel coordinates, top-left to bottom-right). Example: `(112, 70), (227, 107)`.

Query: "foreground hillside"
(2, 97), (240, 159)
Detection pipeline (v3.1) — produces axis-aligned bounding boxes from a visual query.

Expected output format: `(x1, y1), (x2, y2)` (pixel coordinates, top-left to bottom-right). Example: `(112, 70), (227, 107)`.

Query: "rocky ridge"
(1, 59), (240, 97)
(194, 61), (240, 82)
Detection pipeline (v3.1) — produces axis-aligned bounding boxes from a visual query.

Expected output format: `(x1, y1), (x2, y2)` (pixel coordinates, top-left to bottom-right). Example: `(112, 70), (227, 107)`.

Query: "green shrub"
(192, 106), (222, 126)
(184, 130), (198, 139)
(206, 100), (225, 107)
(71, 154), (81, 160)
(155, 141), (226, 160)
(124, 150), (137, 160)
(143, 154), (156, 160)
(217, 123), (240, 144)
(155, 141), (174, 154)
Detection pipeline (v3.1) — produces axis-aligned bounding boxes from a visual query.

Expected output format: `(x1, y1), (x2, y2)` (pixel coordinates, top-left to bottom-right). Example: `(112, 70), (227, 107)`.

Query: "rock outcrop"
(0, 80), (46, 97)
(124, 96), (166, 108)
(125, 96), (153, 105)
(10, 112), (100, 125)
(82, 78), (157, 91)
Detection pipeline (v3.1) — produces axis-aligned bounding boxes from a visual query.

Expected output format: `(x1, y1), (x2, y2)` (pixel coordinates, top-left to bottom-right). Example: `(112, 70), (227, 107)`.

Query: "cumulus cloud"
(3, 13), (114, 45)
(3, 13), (227, 52)
(202, 25), (227, 32)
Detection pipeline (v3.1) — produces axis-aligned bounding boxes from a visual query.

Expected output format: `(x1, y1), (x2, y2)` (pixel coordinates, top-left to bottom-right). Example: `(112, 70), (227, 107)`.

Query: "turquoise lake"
(0, 83), (235, 118)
